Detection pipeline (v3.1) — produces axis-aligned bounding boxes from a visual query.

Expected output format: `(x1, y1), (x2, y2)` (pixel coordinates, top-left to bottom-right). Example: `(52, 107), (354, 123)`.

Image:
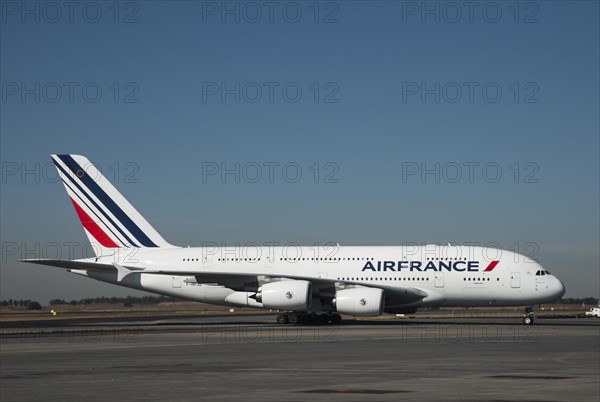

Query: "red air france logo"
(484, 260), (500, 272)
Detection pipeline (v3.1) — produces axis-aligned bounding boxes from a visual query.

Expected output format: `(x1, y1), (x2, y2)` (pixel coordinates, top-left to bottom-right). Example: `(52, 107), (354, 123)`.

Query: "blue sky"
(1, 1), (598, 302)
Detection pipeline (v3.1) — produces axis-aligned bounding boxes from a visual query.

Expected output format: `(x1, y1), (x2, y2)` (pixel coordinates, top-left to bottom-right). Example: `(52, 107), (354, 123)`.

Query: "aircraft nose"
(554, 278), (566, 299)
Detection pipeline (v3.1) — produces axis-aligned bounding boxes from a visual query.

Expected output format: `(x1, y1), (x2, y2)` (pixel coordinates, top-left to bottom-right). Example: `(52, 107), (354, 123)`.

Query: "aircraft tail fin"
(51, 154), (176, 256)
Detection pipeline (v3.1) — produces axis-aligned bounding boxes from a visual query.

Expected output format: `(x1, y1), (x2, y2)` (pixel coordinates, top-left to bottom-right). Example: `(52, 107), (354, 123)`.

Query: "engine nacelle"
(334, 288), (384, 316)
(255, 280), (312, 311)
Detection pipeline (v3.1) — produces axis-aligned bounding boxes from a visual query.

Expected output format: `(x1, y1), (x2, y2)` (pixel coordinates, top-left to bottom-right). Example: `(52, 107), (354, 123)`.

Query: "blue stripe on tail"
(53, 157), (139, 247)
(56, 154), (158, 247)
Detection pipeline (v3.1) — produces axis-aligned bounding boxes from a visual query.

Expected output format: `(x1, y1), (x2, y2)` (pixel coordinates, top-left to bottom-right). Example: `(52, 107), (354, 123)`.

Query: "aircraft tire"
(330, 313), (342, 325)
(288, 313), (299, 325)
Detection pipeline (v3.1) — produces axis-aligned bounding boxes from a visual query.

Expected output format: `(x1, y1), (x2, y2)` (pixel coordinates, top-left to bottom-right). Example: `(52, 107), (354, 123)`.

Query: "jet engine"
(334, 288), (384, 316)
(255, 280), (312, 310)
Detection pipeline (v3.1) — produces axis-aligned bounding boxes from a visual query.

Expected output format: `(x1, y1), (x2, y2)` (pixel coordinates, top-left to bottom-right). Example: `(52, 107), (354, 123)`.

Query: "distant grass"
(0, 302), (268, 322)
(1, 303), (594, 322)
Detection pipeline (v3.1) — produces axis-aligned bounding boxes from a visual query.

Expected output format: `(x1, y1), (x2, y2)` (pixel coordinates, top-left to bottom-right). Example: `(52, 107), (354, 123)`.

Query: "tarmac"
(1, 316), (599, 401)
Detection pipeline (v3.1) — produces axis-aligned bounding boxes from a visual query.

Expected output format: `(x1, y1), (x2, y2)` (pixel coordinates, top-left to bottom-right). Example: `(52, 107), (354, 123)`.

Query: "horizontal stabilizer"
(20, 259), (143, 281)
(20, 259), (115, 271)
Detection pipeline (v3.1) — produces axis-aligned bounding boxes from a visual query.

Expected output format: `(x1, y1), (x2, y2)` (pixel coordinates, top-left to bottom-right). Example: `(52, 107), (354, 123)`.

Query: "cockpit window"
(544, 270), (551, 275)
(536, 270), (542, 276)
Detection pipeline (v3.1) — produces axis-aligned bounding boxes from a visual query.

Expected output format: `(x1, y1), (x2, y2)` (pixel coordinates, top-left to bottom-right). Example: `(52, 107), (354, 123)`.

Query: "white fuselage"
(74, 245), (566, 313)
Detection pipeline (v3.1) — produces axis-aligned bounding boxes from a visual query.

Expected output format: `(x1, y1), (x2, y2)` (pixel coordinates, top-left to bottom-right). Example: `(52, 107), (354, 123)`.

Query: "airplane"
(23, 154), (566, 325)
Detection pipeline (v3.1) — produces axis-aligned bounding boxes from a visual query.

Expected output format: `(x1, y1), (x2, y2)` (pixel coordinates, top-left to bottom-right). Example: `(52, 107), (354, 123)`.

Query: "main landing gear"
(276, 312), (342, 325)
(523, 307), (535, 325)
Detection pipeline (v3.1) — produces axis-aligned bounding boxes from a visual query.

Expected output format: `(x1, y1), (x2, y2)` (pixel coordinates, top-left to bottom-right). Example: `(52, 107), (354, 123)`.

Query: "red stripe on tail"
(484, 260), (500, 272)
(69, 197), (119, 248)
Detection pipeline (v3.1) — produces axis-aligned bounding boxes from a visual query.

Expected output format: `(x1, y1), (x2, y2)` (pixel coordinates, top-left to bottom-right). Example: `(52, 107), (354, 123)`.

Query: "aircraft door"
(510, 272), (520, 288)
(264, 246), (275, 268)
(434, 271), (444, 288)
(202, 249), (213, 268)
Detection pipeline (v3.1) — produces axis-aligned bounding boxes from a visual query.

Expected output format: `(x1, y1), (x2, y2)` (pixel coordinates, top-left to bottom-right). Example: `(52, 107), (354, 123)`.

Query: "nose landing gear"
(523, 307), (535, 325)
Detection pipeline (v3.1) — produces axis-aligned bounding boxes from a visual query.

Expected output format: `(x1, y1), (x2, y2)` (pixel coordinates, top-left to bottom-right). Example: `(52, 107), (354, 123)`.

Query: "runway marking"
(295, 388), (412, 394)
(1, 337), (380, 354)
(0, 334), (537, 355)
(488, 374), (575, 380)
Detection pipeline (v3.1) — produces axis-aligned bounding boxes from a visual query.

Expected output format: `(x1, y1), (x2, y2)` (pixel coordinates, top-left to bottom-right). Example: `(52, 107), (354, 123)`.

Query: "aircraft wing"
(140, 269), (428, 305)
(21, 260), (428, 305)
